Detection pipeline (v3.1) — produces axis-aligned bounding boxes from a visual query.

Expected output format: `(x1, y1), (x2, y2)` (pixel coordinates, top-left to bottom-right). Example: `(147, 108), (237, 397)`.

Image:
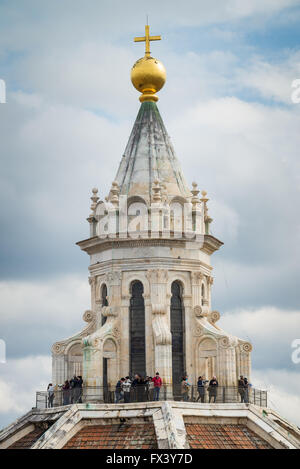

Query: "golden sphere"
(131, 56), (166, 102)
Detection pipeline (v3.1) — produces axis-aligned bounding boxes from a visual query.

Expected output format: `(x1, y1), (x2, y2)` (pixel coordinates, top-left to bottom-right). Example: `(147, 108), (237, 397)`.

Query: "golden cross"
(134, 25), (161, 57)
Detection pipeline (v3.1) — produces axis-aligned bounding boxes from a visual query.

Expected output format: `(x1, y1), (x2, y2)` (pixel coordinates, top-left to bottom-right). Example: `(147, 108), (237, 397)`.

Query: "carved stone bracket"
(102, 306), (118, 318)
(105, 271), (122, 285)
(191, 271), (204, 284)
(207, 276), (214, 285)
(146, 269), (168, 284)
(152, 303), (168, 315)
(88, 276), (97, 287)
(152, 316), (172, 345)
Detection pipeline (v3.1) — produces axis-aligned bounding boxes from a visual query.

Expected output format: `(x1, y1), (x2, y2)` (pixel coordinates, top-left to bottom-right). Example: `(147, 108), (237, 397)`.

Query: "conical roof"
(113, 101), (191, 203)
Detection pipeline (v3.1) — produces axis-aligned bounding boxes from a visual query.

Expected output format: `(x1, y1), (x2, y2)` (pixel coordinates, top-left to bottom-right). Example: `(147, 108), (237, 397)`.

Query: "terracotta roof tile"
(185, 424), (271, 449)
(8, 428), (45, 449)
(63, 423), (157, 450)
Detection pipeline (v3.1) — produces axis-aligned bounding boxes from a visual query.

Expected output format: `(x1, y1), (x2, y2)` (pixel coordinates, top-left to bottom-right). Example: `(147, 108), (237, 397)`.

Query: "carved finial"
(110, 181), (120, 207)
(90, 187), (99, 217)
(191, 182), (200, 207)
(152, 178), (162, 203)
(200, 190), (213, 233)
(161, 182), (168, 203)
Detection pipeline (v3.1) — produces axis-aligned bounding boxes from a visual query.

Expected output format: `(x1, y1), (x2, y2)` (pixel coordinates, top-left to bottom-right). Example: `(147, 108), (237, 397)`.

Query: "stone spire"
(113, 101), (191, 203)
(112, 24), (191, 204)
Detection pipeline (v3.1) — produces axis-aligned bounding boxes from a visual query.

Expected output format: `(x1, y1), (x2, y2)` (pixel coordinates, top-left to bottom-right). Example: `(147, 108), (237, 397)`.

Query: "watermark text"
(0, 339), (6, 363)
(291, 339), (300, 364)
(291, 79), (300, 103)
(0, 79), (6, 103)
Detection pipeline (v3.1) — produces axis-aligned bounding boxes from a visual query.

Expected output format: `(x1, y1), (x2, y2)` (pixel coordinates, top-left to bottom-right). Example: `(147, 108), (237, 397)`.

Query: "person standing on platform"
(122, 376), (132, 403)
(152, 372), (162, 401)
(208, 376), (218, 403)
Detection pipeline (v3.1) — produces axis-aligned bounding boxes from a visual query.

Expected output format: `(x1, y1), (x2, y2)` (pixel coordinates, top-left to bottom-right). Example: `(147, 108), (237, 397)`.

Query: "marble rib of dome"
(113, 101), (191, 203)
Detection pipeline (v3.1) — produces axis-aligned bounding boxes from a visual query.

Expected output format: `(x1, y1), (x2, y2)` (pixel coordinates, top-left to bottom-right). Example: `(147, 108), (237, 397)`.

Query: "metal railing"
(36, 385), (267, 409)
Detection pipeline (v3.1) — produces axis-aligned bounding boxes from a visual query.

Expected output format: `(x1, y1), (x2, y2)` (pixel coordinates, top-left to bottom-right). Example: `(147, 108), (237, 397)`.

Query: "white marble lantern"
(52, 99), (252, 395)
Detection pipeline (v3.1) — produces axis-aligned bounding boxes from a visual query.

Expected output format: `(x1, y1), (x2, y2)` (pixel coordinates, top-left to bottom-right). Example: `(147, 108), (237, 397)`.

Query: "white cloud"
(220, 306), (300, 346)
(0, 275), (89, 326)
(252, 368), (300, 427)
(219, 306), (300, 372)
(0, 276), (90, 358)
(237, 52), (300, 104)
(0, 355), (51, 420)
(16, 43), (137, 115)
(170, 96), (300, 188)
(0, 0), (297, 53)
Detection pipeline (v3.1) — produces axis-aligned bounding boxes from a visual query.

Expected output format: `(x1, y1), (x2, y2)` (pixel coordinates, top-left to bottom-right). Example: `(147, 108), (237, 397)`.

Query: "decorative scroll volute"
(83, 310), (95, 323)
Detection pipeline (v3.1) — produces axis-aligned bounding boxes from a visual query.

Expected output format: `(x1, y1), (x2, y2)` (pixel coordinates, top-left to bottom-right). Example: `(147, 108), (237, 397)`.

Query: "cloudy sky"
(0, 0), (300, 429)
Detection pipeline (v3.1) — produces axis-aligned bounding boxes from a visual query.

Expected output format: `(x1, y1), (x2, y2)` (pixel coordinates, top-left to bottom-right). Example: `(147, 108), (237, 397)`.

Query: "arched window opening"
(101, 284), (108, 326)
(201, 283), (205, 306)
(129, 281), (146, 378)
(171, 281), (185, 398)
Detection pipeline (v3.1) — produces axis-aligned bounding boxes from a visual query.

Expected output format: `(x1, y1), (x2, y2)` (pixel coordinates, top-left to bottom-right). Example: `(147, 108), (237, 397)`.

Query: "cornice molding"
(77, 234), (223, 256)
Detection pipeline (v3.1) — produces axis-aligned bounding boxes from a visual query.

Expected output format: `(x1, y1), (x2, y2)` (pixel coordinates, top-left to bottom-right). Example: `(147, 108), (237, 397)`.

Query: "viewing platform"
(36, 385), (267, 410)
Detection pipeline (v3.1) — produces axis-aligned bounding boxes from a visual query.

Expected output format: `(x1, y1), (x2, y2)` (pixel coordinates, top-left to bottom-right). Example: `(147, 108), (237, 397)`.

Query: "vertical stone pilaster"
(191, 271), (204, 308)
(83, 344), (102, 399)
(218, 337), (238, 388)
(144, 293), (153, 376)
(183, 293), (193, 382)
(120, 293), (130, 378)
(207, 275), (214, 311)
(238, 342), (252, 382)
(52, 353), (66, 386)
(147, 269), (172, 390)
(89, 276), (97, 314)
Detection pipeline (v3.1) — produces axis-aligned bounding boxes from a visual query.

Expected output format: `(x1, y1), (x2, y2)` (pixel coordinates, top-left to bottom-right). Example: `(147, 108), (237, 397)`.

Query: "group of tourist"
(47, 373), (251, 407)
(47, 375), (83, 407)
(238, 375), (250, 403)
(181, 376), (219, 402)
(114, 372), (163, 403)
(183, 375), (251, 403)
